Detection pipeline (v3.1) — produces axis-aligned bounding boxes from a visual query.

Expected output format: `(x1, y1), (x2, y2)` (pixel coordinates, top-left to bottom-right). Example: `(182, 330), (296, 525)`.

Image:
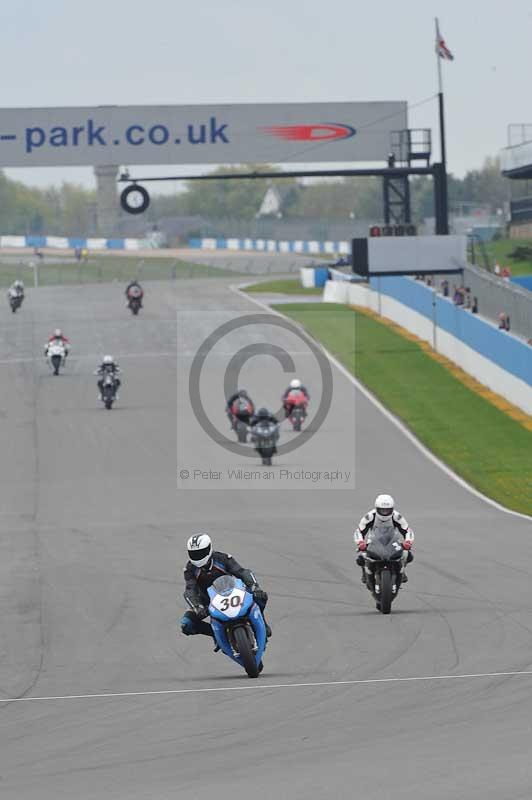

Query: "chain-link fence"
(429, 263), (532, 341)
(462, 264), (532, 340)
(0, 253), (249, 288)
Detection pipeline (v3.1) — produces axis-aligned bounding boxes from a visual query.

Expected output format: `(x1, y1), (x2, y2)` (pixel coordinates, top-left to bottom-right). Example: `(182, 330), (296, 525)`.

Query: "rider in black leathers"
(226, 389), (255, 425)
(180, 536), (271, 640)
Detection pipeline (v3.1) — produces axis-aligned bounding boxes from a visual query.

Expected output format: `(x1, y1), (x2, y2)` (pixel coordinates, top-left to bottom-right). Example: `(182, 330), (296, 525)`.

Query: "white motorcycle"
(46, 341), (67, 375)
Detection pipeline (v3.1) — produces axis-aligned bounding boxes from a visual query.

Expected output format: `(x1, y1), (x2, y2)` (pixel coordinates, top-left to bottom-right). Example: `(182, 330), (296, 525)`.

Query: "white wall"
(324, 281), (532, 416)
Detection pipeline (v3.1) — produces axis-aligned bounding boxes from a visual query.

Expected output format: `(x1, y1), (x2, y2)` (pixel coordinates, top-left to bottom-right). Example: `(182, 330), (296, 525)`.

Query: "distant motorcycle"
(285, 390), (308, 432)
(228, 397), (253, 443)
(46, 342), (66, 376)
(100, 372), (118, 410)
(127, 286), (143, 316)
(8, 293), (23, 313)
(250, 420), (279, 466)
(363, 526), (407, 614)
(128, 296), (142, 315)
(207, 575), (267, 678)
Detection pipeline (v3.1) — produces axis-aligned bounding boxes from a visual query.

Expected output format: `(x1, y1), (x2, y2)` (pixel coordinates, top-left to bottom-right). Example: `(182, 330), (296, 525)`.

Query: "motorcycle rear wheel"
(233, 625), (259, 678)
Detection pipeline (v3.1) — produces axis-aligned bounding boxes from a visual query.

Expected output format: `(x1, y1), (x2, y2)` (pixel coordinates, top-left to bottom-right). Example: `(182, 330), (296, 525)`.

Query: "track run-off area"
(1, 274), (531, 799)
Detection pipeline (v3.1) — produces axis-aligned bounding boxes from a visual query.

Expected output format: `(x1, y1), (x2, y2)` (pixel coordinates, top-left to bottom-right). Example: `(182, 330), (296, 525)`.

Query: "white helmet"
(187, 533), (212, 568)
(375, 494), (394, 522)
(54, 328), (62, 337)
(103, 355), (114, 365)
(14, 280), (23, 288)
(289, 379), (302, 389)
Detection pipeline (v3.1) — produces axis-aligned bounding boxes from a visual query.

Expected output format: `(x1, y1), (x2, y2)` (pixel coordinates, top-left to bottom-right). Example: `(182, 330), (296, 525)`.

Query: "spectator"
(498, 312), (510, 331)
(464, 287), (471, 310)
(441, 279), (449, 297)
(494, 261), (501, 275)
(453, 286), (464, 305)
(501, 266), (512, 281)
(472, 297), (479, 314)
(74, 247), (81, 262)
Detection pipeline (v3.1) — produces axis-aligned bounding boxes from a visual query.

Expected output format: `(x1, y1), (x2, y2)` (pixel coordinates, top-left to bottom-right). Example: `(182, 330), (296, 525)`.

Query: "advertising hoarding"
(0, 101), (407, 167)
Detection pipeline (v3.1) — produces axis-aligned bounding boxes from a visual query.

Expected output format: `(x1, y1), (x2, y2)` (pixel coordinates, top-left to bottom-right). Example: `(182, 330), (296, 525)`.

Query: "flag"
(435, 20), (454, 60)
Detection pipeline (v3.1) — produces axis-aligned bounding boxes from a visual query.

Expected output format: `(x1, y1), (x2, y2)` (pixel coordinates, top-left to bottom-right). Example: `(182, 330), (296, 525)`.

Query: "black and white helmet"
(187, 533), (213, 568)
(375, 493), (394, 523)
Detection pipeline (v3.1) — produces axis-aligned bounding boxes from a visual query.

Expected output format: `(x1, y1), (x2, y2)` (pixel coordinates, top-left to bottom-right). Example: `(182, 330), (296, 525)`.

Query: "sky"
(2, 0), (531, 193)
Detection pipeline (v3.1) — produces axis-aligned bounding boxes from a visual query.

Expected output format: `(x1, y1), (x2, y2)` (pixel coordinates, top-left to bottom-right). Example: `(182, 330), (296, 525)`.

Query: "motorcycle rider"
(226, 389), (255, 425)
(282, 378), (310, 418)
(354, 494), (414, 584)
(125, 279), (144, 307)
(95, 355), (121, 401)
(45, 328), (70, 361)
(180, 534), (271, 644)
(7, 279), (24, 301)
(250, 407), (279, 427)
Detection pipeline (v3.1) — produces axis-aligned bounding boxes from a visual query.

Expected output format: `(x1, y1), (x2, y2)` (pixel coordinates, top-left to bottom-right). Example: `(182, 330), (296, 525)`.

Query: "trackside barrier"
(189, 237), (351, 255)
(0, 235), (144, 250)
(323, 278), (532, 416)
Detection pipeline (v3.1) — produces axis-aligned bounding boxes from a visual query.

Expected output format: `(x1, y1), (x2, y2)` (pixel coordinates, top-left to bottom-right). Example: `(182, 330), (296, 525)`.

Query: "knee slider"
(180, 614), (196, 635)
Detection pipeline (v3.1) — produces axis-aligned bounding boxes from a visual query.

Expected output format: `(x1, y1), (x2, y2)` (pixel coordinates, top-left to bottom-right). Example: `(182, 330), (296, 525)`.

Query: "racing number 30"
(219, 595), (242, 611)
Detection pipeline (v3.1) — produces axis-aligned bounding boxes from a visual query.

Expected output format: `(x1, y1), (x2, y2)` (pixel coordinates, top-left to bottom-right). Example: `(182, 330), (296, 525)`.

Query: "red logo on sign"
(260, 123), (356, 142)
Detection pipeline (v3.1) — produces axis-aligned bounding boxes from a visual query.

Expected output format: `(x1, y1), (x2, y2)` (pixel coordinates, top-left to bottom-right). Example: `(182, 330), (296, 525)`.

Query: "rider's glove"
(403, 540), (412, 550)
(357, 540), (367, 551)
(252, 588), (268, 606)
(196, 605), (209, 619)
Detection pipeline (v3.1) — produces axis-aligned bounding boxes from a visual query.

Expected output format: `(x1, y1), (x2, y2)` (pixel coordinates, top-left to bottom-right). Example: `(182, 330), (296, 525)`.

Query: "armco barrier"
(324, 277), (532, 415)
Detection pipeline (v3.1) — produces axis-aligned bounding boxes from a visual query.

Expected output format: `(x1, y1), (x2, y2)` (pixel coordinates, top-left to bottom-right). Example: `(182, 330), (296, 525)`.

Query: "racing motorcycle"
(127, 286), (143, 316)
(284, 389), (308, 432)
(250, 420), (279, 466)
(46, 342), (66, 376)
(228, 397), (253, 443)
(8, 293), (23, 313)
(207, 575), (267, 678)
(100, 372), (118, 410)
(363, 526), (409, 614)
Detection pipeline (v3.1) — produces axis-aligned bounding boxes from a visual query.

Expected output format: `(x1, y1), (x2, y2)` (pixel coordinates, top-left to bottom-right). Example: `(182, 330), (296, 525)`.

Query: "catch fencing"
(461, 264), (532, 341)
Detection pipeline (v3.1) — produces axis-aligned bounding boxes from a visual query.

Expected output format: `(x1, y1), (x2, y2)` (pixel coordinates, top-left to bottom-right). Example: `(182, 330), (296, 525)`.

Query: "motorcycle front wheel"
(379, 570), (393, 614)
(233, 625), (259, 678)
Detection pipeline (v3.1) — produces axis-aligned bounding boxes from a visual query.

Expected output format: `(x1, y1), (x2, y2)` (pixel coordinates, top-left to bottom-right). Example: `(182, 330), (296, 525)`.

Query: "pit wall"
(324, 277), (532, 416)
(0, 235), (143, 250)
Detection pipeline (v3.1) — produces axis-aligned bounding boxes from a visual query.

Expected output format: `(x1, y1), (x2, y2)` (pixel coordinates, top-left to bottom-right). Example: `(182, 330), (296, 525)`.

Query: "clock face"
(120, 184), (150, 214)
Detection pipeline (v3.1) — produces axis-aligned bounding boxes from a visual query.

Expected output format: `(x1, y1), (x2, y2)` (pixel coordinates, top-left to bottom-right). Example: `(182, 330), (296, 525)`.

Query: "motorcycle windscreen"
(367, 526), (404, 561)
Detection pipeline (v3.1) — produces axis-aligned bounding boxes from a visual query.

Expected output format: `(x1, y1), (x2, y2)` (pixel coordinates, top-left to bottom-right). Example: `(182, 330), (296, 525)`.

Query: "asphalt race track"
(0, 277), (531, 799)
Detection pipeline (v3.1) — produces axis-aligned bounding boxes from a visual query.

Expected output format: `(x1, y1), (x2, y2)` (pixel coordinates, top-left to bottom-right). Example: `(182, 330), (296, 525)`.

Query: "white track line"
(3, 669), (532, 704)
(233, 284), (532, 522)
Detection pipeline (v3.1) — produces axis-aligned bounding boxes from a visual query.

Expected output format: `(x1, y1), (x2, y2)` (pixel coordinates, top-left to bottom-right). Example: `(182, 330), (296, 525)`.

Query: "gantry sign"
(0, 101), (407, 167)
(0, 101), (449, 233)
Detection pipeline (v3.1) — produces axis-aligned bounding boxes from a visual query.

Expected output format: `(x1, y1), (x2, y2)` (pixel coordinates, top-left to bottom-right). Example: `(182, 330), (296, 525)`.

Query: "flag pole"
(435, 17), (449, 234)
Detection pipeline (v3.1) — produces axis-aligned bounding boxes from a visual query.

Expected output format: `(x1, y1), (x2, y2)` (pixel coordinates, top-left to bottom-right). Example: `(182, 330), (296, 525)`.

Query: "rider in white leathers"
(354, 494), (414, 584)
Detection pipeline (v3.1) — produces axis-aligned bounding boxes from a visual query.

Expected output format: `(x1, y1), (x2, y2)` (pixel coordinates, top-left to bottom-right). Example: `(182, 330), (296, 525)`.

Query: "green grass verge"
(244, 278), (322, 295)
(275, 302), (532, 515)
(476, 238), (532, 276)
(0, 254), (241, 287)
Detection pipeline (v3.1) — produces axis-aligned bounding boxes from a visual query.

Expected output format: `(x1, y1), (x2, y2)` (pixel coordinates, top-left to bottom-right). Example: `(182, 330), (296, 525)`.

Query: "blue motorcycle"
(207, 575), (267, 678)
